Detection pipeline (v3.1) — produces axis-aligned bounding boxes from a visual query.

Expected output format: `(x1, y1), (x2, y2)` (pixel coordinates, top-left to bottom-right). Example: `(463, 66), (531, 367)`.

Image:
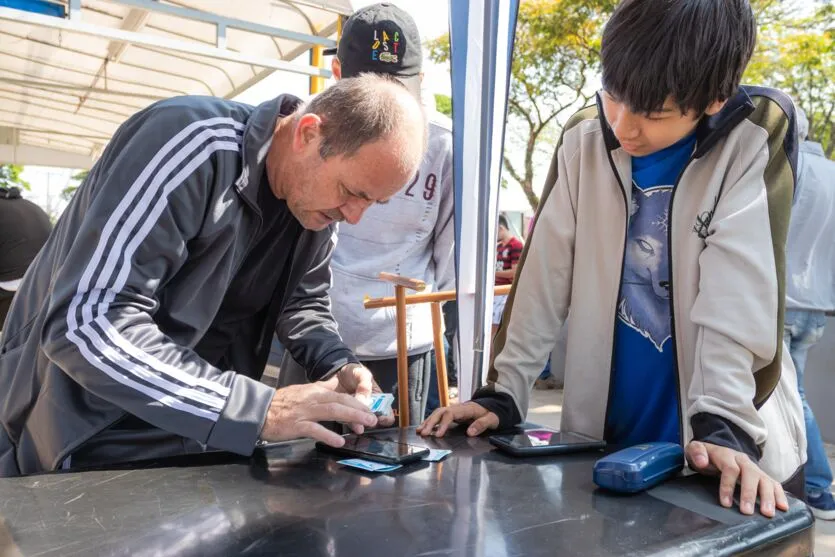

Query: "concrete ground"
(526, 387), (835, 556)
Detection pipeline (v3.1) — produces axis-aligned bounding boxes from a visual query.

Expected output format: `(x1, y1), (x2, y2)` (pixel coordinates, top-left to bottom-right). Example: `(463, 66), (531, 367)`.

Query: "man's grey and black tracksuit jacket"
(0, 95), (358, 476)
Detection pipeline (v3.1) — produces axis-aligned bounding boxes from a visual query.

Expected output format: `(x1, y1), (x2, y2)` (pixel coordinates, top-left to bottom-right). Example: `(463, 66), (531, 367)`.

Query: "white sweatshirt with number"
(329, 114), (455, 360)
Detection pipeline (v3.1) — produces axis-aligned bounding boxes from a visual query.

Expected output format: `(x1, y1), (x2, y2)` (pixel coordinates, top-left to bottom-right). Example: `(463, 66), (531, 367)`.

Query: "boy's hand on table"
(417, 402), (499, 437)
(686, 440), (788, 518)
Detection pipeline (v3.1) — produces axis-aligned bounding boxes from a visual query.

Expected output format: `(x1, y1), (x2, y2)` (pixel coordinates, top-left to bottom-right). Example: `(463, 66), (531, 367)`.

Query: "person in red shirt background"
(492, 214), (523, 338)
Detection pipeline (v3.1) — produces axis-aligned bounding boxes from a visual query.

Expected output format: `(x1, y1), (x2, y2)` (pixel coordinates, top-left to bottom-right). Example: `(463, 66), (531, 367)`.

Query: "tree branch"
(503, 155), (524, 186)
(509, 98), (535, 132)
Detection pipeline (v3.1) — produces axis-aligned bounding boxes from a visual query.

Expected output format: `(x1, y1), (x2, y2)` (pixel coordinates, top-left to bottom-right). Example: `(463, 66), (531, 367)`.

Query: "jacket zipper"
(666, 149), (697, 447)
(602, 147), (629, 442)
(602, 143), (697, 448)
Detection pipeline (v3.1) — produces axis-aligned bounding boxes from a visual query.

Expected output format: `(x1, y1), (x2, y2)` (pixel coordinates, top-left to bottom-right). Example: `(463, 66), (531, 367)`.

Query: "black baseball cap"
(326, 3), (423, 100)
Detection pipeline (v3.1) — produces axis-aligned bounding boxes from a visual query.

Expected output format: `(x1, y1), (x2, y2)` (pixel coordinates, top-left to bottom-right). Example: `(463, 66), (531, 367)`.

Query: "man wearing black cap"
(326, 3), (424, 101)
(0, 186), (52, 330)
(280, 3), (455, 424)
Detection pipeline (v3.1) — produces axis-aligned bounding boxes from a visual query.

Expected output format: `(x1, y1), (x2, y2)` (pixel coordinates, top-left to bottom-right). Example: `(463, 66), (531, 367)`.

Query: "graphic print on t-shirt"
(618, 184), (673, 352)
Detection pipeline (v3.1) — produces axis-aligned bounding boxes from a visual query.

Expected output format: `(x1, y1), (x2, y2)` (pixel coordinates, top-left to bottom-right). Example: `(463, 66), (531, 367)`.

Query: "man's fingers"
(319, 376), (340, 392)
(312, 388), (374, 413)
(718, 458), (741, 508)
(376, 412), (395, 427)
(758, 475), (776, 518)
(296, 420), (346, 448)
(737, 458), (758, 515)
(351, 366), (374, 402)
(307, 400), (377, 428)
(467, 413), (498, 437)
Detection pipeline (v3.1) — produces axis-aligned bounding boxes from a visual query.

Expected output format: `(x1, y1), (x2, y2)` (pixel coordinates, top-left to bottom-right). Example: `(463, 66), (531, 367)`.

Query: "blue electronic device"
(593, 442), (684, 493)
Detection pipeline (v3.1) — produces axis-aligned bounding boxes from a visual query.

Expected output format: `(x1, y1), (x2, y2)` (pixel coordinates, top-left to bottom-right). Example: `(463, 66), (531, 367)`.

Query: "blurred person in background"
(0, 185), (51, 330)
(783, 107), (835, 518)
(492, 214), (522, 340)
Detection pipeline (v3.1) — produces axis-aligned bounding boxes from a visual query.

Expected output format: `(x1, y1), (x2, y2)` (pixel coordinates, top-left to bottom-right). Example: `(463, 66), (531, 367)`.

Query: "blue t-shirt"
(606, 134), (696, 446)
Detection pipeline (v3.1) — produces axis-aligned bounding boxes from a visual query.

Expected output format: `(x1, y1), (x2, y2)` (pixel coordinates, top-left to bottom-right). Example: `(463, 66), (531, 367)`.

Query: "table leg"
(395, 285), (410, 426)
(431, 302), (450, 407)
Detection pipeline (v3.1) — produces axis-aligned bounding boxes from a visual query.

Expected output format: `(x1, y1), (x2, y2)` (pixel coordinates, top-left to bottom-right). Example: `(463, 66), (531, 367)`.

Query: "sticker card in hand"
(368, 393), (395, 416)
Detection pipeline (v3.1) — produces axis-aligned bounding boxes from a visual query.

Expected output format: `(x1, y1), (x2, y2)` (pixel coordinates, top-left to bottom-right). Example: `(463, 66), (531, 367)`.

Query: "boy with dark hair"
(421, 0), (806, 518)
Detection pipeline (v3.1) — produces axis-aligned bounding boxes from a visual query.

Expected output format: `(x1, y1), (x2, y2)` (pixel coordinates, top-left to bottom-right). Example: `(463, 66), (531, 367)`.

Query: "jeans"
(784, 309), (832, 496)
(366, 351), (433, 427)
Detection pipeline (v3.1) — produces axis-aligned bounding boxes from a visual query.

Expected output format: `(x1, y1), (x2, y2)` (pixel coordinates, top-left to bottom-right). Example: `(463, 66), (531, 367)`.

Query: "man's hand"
(332, 363), (375, 403)
(417, 401), (499, 437)
(686, 440), (789, 518)
(322, 363), (395, 427)
(260, 383), (378, 448)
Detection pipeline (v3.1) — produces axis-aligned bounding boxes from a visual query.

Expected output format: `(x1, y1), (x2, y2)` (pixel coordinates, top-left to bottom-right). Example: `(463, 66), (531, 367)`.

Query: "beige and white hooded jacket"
(475, 86), (806, 484)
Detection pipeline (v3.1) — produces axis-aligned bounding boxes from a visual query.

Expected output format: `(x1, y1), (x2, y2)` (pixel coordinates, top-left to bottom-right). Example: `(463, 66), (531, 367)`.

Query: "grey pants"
(278, 350), (432, 426)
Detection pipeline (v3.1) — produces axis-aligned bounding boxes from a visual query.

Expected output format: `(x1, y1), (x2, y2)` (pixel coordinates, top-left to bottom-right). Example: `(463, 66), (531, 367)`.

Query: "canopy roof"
(0, 0), (353, 168)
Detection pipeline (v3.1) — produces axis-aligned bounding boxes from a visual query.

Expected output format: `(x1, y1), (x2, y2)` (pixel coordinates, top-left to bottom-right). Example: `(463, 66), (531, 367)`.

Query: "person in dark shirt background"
(0, 186), (51, 329)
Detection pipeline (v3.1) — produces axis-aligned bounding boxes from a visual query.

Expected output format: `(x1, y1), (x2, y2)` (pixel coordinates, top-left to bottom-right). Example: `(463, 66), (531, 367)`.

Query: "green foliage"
(0, 164), (30, 191)
(428, 0), (617, 210)
(746, 1), (835, 156)
(434, 93), (452, 117)
(428, 0), (834, 209)
(61, 169), (89, 201)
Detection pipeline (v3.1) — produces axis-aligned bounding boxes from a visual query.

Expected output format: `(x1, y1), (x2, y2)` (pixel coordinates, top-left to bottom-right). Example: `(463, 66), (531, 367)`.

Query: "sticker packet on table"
(422, 449), (452, 462)
(338, 458), (402, 473)
(368, 393), (395, 416)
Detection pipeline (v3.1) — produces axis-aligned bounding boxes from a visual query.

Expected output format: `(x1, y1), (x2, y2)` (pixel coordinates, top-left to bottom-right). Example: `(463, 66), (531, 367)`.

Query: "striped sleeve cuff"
(207, 374), (274, 456)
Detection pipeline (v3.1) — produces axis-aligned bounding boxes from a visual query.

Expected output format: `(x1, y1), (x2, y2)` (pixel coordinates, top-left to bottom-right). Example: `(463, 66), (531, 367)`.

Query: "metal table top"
(0, 426), (814, 556)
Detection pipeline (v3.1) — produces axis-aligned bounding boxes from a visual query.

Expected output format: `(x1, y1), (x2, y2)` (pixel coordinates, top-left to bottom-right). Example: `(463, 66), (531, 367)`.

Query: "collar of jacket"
(233, 94), (304, 215)
(596, 87), (756, 159)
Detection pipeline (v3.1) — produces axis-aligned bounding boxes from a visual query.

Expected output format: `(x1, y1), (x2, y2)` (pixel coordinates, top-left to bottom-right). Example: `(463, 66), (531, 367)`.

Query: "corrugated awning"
(0, 0), (353, 169)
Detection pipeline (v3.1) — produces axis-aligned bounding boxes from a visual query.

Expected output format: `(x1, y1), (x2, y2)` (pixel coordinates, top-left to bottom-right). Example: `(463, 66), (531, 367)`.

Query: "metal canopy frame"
(0, 0), (353, 169)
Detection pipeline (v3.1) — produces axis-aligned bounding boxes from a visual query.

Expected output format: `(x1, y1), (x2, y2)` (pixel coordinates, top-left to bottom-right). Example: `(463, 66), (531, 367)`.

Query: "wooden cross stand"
(366, 273), (512, 427)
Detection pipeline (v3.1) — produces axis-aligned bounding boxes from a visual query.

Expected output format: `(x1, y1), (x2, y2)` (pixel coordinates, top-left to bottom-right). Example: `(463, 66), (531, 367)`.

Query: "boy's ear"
(704, 100), (727, 116)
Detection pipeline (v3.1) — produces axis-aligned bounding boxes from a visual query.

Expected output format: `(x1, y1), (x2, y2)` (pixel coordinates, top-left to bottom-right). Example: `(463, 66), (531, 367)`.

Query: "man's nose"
(340, 198), (371, 225)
